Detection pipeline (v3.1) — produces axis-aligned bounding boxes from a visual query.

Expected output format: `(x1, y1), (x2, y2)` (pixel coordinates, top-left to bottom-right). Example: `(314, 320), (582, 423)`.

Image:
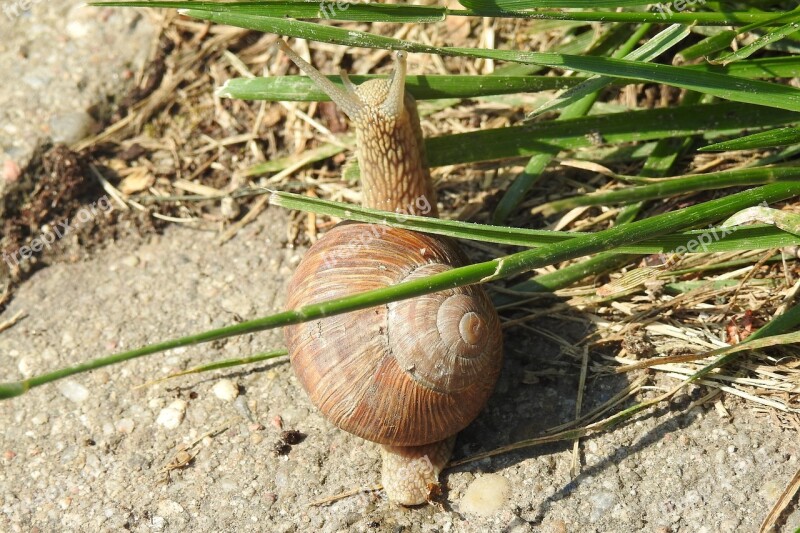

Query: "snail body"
(280, 43), (503, 505)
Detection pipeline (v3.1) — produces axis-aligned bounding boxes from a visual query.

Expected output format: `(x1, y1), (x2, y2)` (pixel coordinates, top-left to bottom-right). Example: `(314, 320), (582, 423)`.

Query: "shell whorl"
(284, 223), (503, 448)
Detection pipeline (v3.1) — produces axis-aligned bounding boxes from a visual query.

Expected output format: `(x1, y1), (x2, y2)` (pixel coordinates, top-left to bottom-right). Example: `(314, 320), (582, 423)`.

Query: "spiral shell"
(284, 222), (503, 447)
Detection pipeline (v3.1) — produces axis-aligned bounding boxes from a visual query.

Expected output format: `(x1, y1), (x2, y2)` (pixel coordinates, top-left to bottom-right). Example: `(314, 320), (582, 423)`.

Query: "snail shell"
(278, 41), (504, 505)
(285, 223), (503, 447)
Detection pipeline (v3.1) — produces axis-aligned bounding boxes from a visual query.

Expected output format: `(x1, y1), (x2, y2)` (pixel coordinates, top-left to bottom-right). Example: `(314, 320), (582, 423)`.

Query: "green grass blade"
(675, 30), (738, 63)
(530, 23), (688, 118)
(326, 102), (800, 179)
(713, 9), (800, 65)
(92, 1), (447, 22)
(425, 102), (800, 167)
(4, 183), (797, 399)
(92, 1), (796, 26)
(701, 127), (800, 151)
(137, 349), (289, 388)
(687, 56), (800, 79)
(462, 0), (657, 7)
(456, 5), (795, 25)
(269, 190), (800, 253)
(219, 57), (800, 103)
(176, 11), (800, 112)
(540, 165), (800, 213)
(217, 75), (585, 102)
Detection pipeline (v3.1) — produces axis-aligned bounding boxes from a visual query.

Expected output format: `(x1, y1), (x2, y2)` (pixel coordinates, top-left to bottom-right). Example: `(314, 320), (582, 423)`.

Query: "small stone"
(460, 474), (510, 516)
(220, 197), (240, 220)
(589, 490), (616, 522)
(212, 379), (239, 402)
(761, 479), (783, 500)
(120, 255), (139, 268)
(156, 499), (185, 516)
(50, 111), (94, 145)
(2, 159), (21, 182)
(116, 418), (135, 434)
(56, 380), (90, 403)
(220, 477), (239, 492)
(156, 400), (187, 429)
(31, 413), (49, 426)
(17, 357), (34, 377)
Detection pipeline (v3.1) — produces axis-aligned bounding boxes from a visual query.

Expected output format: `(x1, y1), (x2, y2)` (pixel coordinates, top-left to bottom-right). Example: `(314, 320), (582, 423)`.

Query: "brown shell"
(284, 222), (503, 447)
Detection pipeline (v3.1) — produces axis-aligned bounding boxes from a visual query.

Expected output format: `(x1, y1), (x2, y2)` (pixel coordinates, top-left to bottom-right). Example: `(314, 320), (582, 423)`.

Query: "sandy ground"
(0, 210), (798, 533)
(0, 2), (154, 169)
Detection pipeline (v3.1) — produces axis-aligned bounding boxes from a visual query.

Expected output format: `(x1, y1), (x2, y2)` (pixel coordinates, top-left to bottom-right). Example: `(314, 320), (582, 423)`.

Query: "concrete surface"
(0, 1), (155, 172)
(0, 211), (798, 532)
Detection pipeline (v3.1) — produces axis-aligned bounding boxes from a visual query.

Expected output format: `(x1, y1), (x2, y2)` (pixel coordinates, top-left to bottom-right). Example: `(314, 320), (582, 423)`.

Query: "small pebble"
(2, 159), (21, 182)
(50, 111), (94, 145)
(220, 197), (240, 220)
(460, 474), (510, 516)
(589, 490), (616, 522)
(56, 380), (90, 403)
(156, 499), (185, 516)
(120, 255), (139, 268)
(31, 413), (49, 426)
(212, 379), (239, 402)
(116, 418), (135, 434)
(156, 400), (187, 429)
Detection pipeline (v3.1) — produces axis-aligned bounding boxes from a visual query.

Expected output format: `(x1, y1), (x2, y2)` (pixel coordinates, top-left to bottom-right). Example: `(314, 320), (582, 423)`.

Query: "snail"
(279, 41), (503, 505)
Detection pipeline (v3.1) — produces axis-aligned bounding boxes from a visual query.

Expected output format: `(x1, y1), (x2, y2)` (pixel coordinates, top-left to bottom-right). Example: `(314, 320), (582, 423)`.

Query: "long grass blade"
(217, 74), (585, 102)
(530, 24), (688, 118)
(539, 165), (800, 214)
(3, 183), (797, 399)
(269, 189), (800, 253)
(173, 11), (800, 112)
(701, 127), (800, 152)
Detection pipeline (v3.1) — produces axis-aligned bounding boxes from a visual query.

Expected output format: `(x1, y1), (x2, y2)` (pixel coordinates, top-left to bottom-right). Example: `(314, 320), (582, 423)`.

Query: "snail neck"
(355, 98), (438, 217)
(275, 42), (438, 217)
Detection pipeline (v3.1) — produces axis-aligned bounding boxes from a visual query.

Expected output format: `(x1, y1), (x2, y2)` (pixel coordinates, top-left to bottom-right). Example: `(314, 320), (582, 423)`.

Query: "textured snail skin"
(280, 42), (503, 505)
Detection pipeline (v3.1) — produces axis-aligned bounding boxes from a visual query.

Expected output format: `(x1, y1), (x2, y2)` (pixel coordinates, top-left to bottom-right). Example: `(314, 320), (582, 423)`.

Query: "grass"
(4, 1), (800, 528)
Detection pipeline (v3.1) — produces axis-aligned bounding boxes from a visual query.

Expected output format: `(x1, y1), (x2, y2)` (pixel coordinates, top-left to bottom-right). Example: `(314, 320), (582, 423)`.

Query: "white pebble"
(156, 499), (185, 516)
(56, 380), (90, 403)
(460, 474), (510, 516)
(31, 413), (49, 425)
(17, 357), (34, 377)
(212, 379), (239, 402)
(156, 400), (187, 429)
(116, 418), (135, 434)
